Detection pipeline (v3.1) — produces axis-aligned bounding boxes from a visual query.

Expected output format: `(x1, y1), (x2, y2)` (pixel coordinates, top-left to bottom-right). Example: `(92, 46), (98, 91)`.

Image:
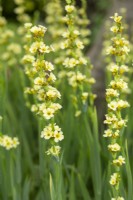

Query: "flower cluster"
(0, 135), (19, 150)
(14, 0), (31, 23)
(0, 16), (6, 27)
(41, 123), (64, 156)
(45, 0), (65, 52)
(2, 42), (22, 66)
(74, 0), (91, 46)
(0, 11), (22, 67)
(60, 2), (95, 116)
(23, 24), (64, 157)
(102, 9), (132, 94)
(0, 14), (7, 46)
(104, 13), (130, 199)
(63, 1), (91, 46)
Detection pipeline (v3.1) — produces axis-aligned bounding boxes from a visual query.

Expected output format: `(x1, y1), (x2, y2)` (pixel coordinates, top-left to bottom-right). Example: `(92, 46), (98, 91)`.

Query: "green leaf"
(49, 174), (56, 200)
(78, 174), (92, 200)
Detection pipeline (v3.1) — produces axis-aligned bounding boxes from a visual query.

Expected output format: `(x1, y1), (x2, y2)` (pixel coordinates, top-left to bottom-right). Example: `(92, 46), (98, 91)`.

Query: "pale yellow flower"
(113, 155), (125, 166)
(43, 108), (55, 120)
(110, 26), (119, 33)
(103, 129), (112, 137)
(65, 5), (75, 13)
(46, 145), (61, 156)
(34, 77), (45, 86)
(54, 132), (64, 143)
(110, 13), (122, 23)
(106, 88), (119, 97)
(0, 135), (19, 150)
(30, 25), (47, 37)
(108, 143), (121, 152)
(109, 173), (120, 186)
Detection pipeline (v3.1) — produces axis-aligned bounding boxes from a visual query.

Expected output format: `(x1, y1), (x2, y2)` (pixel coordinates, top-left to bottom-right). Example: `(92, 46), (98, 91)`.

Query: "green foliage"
(0, 0), (133, 200)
